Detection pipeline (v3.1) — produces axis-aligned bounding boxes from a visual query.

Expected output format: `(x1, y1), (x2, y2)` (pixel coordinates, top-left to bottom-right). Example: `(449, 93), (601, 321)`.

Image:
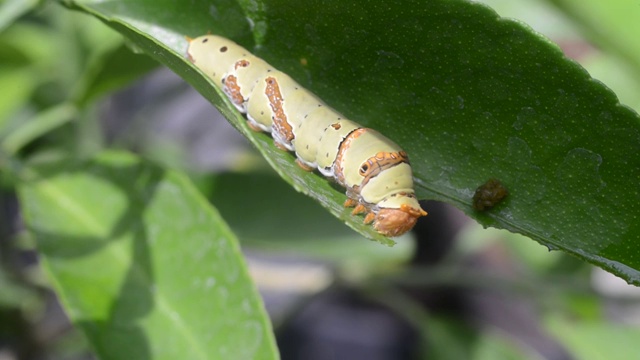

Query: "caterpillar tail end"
(185, 36), (195, 62)
(373, 205), (427, 237)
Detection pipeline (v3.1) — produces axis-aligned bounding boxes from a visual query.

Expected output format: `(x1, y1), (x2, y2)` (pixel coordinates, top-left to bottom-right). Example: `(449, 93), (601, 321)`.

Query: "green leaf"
(75, 43), (160, 106)
(0, 67), (37, 131)
(18, 151), (279, 360)
(545, 316), (640, 360)
(0, 0), (40, 32)
(549, 0), (640, 79)
(0, 265), (41, 311)
(1, 103), (78, 155)
(209, 171), (415, 262)
(60, 0), (640, 283)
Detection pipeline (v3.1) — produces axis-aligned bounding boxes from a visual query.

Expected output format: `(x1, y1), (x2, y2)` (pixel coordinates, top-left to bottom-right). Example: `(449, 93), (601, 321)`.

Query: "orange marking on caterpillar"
(401, 203), (428, 217)
(246, 121), (263, 132)
(358, 150), (409, 188)
(351, 204), (367, 215)
(265, 76), (294, 146)
(295, 158), (315, 171)
(222, 75), (245, 107)
(364, 212), (376, 224)
(234, 59), (250, 69)
(274, 141), (289, 151)
(343, 198), (358, 208)
(372, 207), (423, 237)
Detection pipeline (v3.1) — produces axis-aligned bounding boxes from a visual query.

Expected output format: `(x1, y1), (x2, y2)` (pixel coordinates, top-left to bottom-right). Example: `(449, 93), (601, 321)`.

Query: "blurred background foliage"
(0, 0), (639, 359)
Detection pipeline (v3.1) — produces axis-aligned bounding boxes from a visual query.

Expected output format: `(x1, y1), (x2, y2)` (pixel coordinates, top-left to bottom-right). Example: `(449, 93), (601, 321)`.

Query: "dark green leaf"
(61, 0), (640, 283)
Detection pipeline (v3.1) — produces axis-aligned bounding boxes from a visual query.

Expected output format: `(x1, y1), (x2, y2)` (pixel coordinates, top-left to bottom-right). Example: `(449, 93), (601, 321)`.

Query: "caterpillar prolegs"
(186, 35), (427, 237)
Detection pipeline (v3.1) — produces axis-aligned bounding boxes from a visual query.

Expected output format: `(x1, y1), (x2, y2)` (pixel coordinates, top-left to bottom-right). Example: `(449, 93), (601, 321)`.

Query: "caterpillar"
(186, 35), (427, 237)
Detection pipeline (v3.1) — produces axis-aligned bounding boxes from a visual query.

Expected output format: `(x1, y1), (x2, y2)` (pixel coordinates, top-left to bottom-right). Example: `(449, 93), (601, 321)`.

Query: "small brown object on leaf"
(473, 178), (509, 211)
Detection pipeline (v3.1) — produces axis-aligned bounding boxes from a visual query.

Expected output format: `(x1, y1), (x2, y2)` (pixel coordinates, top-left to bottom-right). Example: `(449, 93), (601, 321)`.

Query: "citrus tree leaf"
(18, 151), (279, 360)
(60, 0), (640, 283)
(0, 0), (40, 32)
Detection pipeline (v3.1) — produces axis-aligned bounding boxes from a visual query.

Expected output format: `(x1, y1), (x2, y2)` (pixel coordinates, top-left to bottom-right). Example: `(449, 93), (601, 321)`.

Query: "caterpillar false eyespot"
(472, 178), (509, 211)
(186, 35), (427, 237)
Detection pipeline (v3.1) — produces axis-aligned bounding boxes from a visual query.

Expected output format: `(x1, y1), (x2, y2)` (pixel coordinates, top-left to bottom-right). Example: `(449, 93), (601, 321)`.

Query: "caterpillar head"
(373, 204), (427, 237)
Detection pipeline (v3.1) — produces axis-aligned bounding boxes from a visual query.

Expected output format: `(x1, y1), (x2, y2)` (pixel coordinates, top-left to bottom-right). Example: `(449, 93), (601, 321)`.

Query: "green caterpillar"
(187, 35), (426, 236)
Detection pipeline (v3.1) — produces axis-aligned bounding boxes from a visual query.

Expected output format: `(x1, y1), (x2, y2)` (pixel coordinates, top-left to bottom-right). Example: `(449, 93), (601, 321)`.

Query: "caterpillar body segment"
(187, 35), (427, 236)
